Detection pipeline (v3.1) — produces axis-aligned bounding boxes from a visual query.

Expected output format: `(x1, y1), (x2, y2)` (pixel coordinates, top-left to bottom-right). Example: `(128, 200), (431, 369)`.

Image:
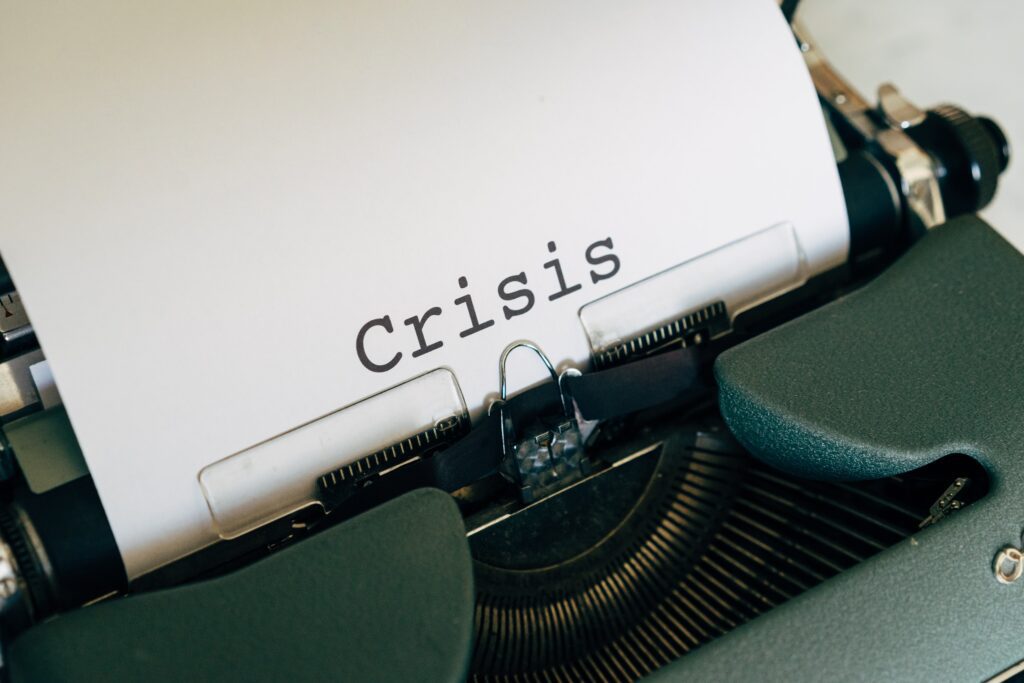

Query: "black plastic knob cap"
(978, 116), (1011, 173)
(931, 104), (1002, 211)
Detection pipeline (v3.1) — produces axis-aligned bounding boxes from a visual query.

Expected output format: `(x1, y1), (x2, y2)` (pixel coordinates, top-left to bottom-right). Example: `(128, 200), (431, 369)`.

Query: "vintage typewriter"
(0, 2), (1020, 681)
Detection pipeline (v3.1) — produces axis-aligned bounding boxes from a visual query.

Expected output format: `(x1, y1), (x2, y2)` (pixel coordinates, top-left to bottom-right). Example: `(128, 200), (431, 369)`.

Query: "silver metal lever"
(491, 340), (590, 503)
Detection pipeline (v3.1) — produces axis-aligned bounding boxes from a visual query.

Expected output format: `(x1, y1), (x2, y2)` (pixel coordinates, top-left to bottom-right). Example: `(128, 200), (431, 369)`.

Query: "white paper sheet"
(0, 0), (847, 577)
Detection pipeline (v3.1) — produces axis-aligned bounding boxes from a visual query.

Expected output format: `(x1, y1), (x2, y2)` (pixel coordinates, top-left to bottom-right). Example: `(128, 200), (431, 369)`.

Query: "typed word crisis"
(355, 237), (621, 373)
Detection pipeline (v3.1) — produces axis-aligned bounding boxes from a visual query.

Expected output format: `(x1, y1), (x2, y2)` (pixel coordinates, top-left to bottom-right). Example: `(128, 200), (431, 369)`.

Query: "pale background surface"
(802, 0), (1024, 250)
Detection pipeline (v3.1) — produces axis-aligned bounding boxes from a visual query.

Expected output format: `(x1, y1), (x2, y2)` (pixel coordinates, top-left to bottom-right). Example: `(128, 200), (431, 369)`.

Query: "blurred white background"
(801, 0), (1024, 250)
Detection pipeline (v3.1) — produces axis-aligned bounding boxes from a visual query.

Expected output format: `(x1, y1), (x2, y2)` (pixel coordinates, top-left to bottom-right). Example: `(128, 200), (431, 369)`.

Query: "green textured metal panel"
(648, 215), (1024, 680)
(7, 488), (475, 683)
(717, 215), (1024, 481)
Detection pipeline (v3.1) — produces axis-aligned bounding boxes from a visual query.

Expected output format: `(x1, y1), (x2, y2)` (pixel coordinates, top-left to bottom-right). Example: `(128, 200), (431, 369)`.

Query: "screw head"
(994, 546), (1024, 584)
(0, 575), (17, 599)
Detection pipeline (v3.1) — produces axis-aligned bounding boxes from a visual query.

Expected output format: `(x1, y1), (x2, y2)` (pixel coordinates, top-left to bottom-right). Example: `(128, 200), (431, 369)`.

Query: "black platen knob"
(978, 116), (1011, 173)
(932, 104), (1003, 210)
(906, 104), (1010, 216)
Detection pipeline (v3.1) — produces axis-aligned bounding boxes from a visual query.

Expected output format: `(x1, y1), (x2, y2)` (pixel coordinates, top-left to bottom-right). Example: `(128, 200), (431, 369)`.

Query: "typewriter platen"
(0, 2), (1022, 682)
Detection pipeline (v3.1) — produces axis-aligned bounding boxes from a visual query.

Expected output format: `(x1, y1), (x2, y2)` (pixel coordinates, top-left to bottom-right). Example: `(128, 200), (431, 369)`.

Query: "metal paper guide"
(0, 0), (848, 577)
